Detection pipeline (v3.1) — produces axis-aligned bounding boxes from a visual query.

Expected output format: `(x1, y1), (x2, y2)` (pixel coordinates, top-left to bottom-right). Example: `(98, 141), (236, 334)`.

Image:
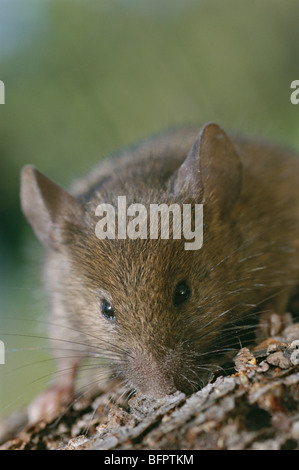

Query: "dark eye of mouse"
(101, 301), (116, 321)
(173, 280), (191, 307)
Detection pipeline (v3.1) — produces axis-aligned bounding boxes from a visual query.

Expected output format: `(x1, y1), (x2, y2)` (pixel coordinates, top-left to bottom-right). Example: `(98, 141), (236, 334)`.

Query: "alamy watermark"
(0, 80), (5, 104)
(0, 340), (5, 365)
(290, 80), (299, 105)
(95, 196), (203, 250)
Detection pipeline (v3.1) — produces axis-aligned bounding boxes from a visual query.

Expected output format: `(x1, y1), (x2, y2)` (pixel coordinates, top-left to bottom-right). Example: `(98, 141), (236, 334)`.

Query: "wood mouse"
(20, 122), (299, 423)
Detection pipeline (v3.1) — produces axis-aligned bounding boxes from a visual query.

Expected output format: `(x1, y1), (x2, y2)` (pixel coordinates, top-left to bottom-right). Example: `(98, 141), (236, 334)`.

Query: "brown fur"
(20, 123), (299, 422)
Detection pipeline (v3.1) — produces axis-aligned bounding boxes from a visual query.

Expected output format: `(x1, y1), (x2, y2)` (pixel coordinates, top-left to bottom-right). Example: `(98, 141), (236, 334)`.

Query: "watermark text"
(0, 80), (4, 104)
(0, 339), (5, 364)
(95, 196), (203, 250)
(290, 80), (299, 105)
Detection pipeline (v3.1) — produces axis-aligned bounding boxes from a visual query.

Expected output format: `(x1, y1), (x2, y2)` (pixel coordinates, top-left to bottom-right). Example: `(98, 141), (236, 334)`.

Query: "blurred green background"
(0, 0), (299, 417)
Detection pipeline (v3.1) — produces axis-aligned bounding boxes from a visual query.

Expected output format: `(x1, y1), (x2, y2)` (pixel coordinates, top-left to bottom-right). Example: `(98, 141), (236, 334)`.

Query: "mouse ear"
(20, 165), (83, 248)
(173, 123), (242, 215)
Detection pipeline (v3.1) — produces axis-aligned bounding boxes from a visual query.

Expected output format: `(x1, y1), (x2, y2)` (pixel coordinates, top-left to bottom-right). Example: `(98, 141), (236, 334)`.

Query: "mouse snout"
(125, 347), (186, 398)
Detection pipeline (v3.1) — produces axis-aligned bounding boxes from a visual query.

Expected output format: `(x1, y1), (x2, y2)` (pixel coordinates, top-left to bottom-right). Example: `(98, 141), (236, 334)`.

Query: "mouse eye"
(101, 301), (116, 321)
(173, 280), (191, 307)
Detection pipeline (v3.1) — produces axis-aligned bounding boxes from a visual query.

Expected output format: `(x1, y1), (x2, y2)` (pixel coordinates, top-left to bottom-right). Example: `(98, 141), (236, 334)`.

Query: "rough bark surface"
(1, 324), (299, 450)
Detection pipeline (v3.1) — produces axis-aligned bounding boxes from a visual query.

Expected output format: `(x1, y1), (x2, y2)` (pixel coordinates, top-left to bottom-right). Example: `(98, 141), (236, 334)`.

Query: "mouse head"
(20, 123), (244, 397)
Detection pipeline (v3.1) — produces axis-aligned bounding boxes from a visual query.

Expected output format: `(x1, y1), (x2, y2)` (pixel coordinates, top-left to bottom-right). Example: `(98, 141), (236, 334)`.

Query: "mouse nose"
(126, 348), (183, 398)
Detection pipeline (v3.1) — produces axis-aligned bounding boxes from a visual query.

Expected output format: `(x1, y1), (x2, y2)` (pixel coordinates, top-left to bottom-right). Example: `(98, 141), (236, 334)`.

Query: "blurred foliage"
(0, 0), (298, 413)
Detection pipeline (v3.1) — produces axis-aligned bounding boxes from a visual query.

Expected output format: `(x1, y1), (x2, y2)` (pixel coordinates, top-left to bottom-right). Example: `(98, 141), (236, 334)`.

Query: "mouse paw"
(27, 385), (74, 424)
(257, 311), (292, 338)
